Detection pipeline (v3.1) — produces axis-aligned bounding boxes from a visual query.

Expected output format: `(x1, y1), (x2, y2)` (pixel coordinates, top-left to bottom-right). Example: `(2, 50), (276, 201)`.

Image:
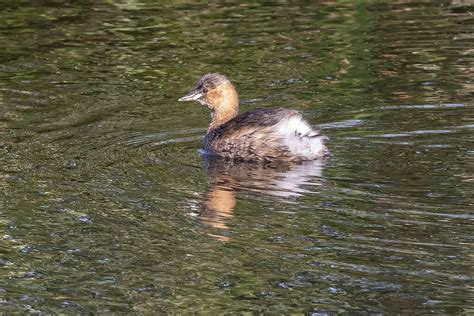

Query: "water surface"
(1, 0), (473, 313)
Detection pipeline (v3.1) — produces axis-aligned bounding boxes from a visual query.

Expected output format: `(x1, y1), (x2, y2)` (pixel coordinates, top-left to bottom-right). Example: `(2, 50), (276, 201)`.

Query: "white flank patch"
(277, 116), (312, 135)
(276, 116), (327, 159)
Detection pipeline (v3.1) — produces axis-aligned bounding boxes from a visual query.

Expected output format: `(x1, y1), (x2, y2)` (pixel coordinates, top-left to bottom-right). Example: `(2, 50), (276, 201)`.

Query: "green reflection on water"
(1, 0), (473, 313)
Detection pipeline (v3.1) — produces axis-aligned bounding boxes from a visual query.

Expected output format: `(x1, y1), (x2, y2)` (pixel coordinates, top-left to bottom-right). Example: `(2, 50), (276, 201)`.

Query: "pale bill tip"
(178, 92), (202, 102)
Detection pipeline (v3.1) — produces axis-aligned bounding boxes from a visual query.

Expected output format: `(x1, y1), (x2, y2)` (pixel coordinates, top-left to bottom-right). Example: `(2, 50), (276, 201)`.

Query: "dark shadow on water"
(199, 154), (327, 241)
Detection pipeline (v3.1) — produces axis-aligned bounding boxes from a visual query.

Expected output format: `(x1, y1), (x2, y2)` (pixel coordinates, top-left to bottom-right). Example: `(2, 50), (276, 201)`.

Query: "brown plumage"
(178, 73), (329, 162)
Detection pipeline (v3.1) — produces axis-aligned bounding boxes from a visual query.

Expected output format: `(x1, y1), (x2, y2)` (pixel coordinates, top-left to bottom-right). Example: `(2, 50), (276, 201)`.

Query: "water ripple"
(381, 103), (467, 110)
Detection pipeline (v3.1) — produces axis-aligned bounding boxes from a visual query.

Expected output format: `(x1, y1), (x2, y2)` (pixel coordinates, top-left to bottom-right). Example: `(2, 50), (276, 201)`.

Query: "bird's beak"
(178, 90), (203, 102)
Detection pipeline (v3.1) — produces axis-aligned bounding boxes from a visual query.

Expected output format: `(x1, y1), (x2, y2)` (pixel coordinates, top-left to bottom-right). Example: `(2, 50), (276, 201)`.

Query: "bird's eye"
(202, 87), (208, 93)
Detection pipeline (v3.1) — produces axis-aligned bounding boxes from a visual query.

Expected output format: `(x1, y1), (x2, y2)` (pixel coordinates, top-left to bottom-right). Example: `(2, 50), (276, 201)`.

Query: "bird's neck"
(209, 107), (238, 131)
(208, 82), (239, 132)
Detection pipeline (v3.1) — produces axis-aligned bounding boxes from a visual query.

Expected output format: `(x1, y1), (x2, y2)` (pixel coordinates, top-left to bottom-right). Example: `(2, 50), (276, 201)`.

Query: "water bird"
(178, 73), (329, 162)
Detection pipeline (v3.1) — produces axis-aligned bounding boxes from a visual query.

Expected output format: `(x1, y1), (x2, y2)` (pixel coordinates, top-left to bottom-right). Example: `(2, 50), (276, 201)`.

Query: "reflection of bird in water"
(199, 155), (326, 241)
(178, 73), (329, 162)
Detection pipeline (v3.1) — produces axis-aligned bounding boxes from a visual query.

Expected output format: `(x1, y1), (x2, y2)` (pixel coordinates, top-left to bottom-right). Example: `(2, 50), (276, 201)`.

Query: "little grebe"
(178, 73), (329, 162)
